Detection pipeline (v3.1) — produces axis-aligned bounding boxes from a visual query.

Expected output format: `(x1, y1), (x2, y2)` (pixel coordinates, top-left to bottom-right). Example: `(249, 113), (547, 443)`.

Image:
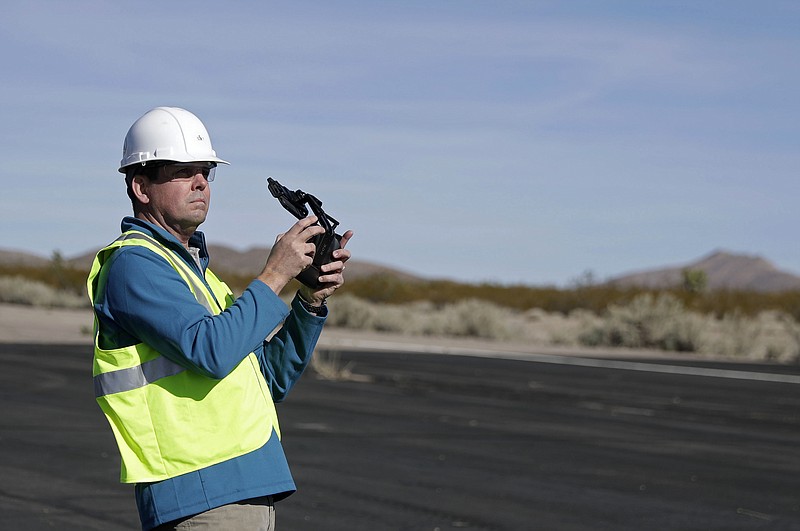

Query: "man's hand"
(299, 230), (354, 306)
(257, 217), (326, 295)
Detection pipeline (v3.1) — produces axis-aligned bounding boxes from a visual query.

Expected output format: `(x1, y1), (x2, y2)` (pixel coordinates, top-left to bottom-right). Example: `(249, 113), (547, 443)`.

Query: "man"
(87, 106), (352, 530)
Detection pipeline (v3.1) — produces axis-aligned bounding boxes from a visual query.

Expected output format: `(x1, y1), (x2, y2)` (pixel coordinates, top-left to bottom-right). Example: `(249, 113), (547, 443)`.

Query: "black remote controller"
(267, 177), (342, 289)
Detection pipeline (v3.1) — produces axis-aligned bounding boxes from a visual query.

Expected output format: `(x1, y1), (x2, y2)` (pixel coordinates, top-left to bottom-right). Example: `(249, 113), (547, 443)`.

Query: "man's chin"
(188, 205), (208, 220)
(183, 212), (208, 230)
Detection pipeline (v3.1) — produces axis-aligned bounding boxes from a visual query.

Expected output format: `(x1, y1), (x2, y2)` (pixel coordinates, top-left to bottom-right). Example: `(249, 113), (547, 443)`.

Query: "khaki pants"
(153, 496), (275, 530)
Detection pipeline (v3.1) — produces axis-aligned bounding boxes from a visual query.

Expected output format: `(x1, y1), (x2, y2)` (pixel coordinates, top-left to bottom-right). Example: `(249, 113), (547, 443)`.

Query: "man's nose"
(192, 171), (209, 188)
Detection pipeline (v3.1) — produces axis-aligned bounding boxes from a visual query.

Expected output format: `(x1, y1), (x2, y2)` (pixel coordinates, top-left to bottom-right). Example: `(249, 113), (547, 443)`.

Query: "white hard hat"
(119, 107), (229, 173)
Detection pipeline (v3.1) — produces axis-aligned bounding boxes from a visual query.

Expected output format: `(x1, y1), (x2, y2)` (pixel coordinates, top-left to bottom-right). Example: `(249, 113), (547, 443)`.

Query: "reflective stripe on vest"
(93, 355), (186, 398)
(87, 230), (279, 483)
(89, 231), (217, 397)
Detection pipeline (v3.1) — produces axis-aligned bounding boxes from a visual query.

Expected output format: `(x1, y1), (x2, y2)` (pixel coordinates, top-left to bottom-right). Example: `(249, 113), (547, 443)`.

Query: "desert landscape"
(2, 250), (800, 530)
(2, 246), (800, 363)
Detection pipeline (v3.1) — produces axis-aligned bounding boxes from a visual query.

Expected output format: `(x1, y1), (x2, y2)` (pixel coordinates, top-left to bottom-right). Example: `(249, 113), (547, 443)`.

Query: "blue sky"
(2, 1), (798, 286)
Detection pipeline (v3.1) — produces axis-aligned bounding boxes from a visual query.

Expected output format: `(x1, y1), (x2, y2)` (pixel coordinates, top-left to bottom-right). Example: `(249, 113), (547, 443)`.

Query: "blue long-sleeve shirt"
(92, 217), (325, 529)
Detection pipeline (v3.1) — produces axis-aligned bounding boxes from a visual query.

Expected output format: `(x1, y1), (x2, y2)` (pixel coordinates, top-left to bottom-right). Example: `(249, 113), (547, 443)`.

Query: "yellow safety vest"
(87, 230), (280, 483)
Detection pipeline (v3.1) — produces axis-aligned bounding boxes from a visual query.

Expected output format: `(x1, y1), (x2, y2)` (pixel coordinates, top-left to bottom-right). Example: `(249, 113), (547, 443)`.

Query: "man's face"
(134, 163), (215, 238)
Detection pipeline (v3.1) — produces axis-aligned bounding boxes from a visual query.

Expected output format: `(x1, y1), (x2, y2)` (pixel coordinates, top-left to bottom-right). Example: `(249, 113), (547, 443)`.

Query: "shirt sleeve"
(96, 246), (290, 379)
(255, 293), (327, 402)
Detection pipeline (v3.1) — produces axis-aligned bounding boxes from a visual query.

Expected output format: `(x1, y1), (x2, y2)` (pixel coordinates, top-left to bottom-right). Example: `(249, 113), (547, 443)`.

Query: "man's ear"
(131, 174), (151, 205)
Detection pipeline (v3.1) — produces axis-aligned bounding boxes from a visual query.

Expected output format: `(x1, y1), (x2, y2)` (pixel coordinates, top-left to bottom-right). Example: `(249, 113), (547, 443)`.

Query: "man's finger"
(286, 216), (319, 236)
(339, 230), (354, 249)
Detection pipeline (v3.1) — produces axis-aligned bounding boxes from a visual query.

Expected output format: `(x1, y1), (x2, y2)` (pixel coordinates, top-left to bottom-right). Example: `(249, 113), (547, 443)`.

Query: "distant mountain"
(203, 243), (422, 282)
(0, 245), (422, 283)
(4, 247), (799, 292)
(609, 250), (800, 293)
(0, 249), (51, 268)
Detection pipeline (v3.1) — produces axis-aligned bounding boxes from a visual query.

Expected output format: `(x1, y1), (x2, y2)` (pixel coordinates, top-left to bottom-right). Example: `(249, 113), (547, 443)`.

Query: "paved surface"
(1, 343), (800, 530)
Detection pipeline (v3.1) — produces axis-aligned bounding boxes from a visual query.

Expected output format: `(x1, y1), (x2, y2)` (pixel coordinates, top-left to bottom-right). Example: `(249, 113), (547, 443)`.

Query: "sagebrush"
(3, 272), (799, 363)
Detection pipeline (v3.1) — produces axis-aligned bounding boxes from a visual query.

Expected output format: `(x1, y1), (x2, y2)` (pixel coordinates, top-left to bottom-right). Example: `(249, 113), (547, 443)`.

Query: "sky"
(1, 0), (798, 286)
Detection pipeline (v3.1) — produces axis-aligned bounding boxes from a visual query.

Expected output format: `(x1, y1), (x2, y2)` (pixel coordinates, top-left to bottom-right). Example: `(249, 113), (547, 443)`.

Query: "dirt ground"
(0, 303), (94, 344)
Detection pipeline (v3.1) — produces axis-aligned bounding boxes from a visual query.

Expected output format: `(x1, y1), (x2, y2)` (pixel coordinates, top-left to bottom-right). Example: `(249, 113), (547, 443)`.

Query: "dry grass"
(327, 293), (800, 363)
(3, 273), (799, 363)
(326, 295), (513, 340)
(309, 349), (374, 382)
(0, 275), (87, 308)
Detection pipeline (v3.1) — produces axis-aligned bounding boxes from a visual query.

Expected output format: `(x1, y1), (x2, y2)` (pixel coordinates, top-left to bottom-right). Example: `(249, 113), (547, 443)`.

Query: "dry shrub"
(0, 275), (87, 308)
(702, 310), (800, 362)
(327, 293), (800, 362)
(324, 294), (377, 329)
(542, 309), (603, 346)
(309, 349), (373, 382)
(573, 294), (800, 361)
(8, 269), (792, 362)
(701, 310), (759, 358)
(327, 295), (511, 340)
(578, 293), (702, 352)
(431, 299), (512, 339)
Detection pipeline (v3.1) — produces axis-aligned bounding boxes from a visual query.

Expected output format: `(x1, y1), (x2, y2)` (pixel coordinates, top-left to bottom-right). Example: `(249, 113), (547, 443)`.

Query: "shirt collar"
(120, 216), (211, 270)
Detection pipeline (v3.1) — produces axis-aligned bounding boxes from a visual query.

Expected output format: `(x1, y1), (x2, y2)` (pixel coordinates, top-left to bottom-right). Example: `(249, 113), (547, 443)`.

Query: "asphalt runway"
(1, 343), (800, 530)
